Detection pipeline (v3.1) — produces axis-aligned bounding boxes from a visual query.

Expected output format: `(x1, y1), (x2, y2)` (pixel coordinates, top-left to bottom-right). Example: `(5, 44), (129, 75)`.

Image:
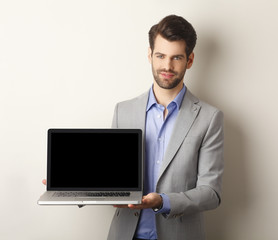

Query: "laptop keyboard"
(53, 192), (131, 197)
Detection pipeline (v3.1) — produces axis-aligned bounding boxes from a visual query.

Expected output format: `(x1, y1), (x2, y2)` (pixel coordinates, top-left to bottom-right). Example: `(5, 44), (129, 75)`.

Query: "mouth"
(160, 71), (175, 79)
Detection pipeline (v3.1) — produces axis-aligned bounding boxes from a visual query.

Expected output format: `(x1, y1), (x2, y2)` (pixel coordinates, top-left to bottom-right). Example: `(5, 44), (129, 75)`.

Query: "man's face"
(148, 34), (194, 90)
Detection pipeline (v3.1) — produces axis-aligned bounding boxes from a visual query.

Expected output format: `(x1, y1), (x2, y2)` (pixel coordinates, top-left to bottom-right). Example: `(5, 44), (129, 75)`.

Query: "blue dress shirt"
(134, 84), (186, 239)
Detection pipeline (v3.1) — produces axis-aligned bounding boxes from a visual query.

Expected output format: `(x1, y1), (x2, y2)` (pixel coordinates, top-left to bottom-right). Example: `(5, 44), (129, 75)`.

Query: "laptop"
(38, 128), (143, 206)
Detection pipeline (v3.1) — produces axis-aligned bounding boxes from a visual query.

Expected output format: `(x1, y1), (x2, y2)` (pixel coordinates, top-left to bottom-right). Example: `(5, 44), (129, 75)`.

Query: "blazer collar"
(157, 89), (201, 183)
(146, 84), (186, 112)
(136, 88), (201, 184)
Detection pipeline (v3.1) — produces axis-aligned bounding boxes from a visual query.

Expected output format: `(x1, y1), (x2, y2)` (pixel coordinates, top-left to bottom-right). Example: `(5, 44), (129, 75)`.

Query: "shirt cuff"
(155, 193), (171, 215)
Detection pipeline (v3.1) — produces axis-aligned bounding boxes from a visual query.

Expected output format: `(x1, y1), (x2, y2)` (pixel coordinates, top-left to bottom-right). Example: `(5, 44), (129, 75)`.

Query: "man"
(107, 15), (224, 240)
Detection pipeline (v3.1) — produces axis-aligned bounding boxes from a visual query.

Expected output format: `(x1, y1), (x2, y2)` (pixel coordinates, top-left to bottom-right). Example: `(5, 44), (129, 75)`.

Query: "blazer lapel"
(157, 90), (201, 182)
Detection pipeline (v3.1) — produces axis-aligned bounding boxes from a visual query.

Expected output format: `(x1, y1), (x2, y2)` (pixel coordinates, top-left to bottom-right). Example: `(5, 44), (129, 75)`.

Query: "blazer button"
(134, 211), (139, 217)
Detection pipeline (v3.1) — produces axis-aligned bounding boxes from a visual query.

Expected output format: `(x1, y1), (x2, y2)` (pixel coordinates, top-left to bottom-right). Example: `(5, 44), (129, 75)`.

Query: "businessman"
(107, 15), (224, 240)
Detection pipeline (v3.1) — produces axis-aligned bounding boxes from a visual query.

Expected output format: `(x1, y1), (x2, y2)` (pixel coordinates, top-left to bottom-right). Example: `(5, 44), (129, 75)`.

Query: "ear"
(148, 47), (152, 63)
(186, 52), (195, 69)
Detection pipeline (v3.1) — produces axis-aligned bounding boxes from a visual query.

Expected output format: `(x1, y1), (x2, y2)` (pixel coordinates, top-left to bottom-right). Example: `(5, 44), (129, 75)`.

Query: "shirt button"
(157, 114), (161, 118)
(156, 160), (160, 164)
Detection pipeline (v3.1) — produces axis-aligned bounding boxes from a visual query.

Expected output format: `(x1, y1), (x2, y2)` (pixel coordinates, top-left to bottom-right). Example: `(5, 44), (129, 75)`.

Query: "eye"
(156, 54), (164, 59)
(173, 56), (182, 60)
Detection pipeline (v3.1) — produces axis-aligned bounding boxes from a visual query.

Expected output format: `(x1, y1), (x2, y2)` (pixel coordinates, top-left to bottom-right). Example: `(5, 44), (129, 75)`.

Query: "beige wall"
(1, 0), (278, 239)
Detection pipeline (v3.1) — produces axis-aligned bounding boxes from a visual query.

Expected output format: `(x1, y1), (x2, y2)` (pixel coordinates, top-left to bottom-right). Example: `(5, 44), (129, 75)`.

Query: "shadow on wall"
(205, 118), (249, 239)
(190, 34), (250, 239)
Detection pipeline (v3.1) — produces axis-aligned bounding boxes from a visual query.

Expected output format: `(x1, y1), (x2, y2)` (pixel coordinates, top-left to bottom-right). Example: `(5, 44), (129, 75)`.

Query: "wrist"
(152, 194), (163, 212)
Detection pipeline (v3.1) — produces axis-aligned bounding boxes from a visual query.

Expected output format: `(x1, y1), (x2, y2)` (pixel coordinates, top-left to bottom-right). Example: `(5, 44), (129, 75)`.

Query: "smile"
(160, 72), (175, 79)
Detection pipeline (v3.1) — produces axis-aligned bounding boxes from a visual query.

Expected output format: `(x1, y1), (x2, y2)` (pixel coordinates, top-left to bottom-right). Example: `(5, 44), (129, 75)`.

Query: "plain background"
(1, 0), (278, 239)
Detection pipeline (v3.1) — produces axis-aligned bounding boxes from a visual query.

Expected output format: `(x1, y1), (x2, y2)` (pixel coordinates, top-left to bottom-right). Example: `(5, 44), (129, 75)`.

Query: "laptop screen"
(47, 129), (142, 191)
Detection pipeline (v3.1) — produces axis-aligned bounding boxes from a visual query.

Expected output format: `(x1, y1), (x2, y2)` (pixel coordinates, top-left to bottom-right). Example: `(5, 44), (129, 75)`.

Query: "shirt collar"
(146, 84), (187, 112)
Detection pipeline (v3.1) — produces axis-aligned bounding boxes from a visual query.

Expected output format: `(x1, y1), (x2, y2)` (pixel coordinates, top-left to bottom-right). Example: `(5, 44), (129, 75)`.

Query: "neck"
(153, 82), (184, 108)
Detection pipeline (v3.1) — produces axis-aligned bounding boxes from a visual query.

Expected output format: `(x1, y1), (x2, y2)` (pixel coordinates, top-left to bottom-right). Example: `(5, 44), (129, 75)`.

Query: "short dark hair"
(148, 15), (197, 58)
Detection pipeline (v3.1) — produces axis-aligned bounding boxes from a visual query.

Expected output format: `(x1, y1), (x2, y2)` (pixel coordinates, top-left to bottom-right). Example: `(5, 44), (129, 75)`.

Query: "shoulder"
(186, 89), (223, 117)
(112, 91), (149, 128)
(184, 90), (224, 134)
(116, 91), (149, 108)
(115, 91), (149, 115)
(182, 90), (224, 146)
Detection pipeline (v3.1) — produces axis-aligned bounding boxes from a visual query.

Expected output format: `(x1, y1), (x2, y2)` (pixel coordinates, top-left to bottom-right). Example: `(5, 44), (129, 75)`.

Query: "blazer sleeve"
(166, 110), (224, 218)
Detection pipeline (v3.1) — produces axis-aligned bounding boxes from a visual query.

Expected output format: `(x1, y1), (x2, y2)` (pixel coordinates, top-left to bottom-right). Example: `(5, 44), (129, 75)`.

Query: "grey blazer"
(107, 89), (224, 240)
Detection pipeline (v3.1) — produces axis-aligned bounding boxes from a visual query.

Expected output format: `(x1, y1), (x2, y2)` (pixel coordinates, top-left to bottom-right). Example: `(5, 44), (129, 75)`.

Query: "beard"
(152, 65), (187, 90)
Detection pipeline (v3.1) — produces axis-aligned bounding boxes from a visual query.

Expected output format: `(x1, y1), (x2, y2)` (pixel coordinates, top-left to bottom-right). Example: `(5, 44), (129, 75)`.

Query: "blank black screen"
(48, 130), (141, 190)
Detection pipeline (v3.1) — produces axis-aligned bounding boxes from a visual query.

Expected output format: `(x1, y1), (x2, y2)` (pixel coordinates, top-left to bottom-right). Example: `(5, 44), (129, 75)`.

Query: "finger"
(113, 204), (129, 208)
(128, 204), (144, 209)
(129, 202), (153, 209)
(42, 179), (47, 185)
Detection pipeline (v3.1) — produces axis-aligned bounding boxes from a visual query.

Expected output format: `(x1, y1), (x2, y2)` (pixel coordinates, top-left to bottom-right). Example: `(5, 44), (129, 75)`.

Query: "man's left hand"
(113, 192), (162, 210)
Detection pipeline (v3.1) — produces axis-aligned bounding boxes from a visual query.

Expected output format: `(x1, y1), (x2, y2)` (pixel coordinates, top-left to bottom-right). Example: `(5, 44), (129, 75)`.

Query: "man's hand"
(42, 179), (46, 185)
(114, 193), (162, 210)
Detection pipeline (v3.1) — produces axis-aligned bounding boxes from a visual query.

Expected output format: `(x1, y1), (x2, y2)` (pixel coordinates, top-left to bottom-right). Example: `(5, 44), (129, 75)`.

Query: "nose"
(164, 58), (173, 71)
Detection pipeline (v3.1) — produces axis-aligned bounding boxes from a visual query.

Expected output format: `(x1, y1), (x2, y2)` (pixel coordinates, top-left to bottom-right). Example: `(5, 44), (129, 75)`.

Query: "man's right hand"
(42, 179), (46, 185)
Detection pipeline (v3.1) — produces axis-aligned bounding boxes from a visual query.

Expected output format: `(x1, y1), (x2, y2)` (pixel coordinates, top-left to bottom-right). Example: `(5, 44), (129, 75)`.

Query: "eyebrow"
(154, 52), (186, 58)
